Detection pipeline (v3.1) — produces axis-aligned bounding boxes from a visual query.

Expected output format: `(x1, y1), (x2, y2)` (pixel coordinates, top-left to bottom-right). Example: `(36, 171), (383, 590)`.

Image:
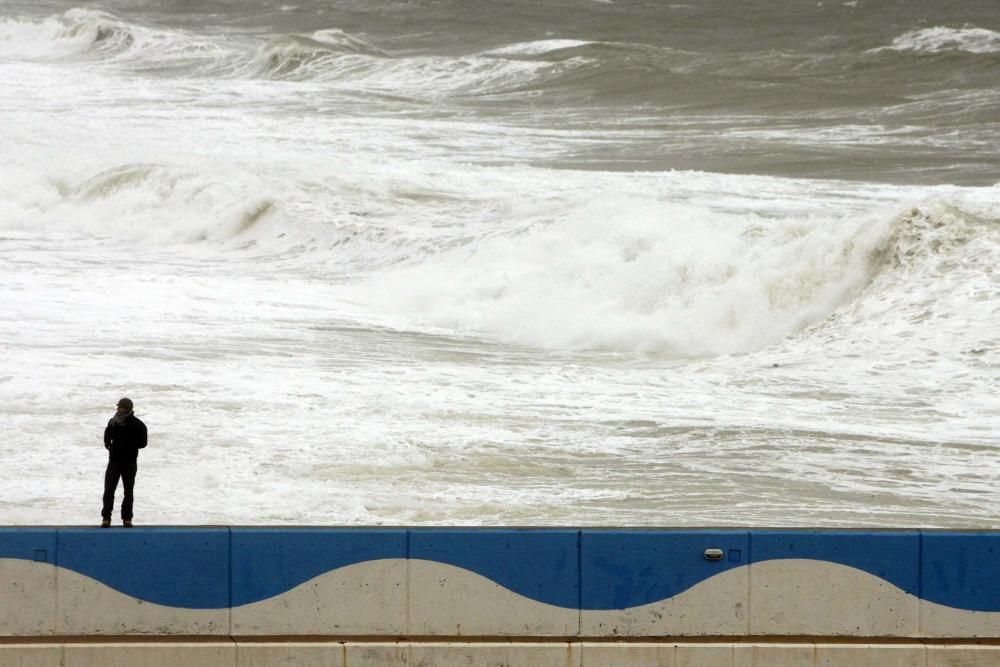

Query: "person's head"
(116, 397), (133, 413)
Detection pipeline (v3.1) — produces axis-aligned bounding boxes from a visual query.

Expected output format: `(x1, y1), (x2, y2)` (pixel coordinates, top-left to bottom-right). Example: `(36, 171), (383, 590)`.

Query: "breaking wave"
(0, 8), (235, 68)
(251, 30), (386, 78)
(886, 26), (1000, 54)
(10, 152), (992, 358)
(0, 10), (661, 98)
(364, 195), (1000, 356)
(0, 163), (280, 244)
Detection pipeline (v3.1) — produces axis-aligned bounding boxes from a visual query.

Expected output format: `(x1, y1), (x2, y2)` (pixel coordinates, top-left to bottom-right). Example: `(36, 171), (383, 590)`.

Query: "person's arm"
(104, 422), (112, 451)
(137, 420), (148, 449)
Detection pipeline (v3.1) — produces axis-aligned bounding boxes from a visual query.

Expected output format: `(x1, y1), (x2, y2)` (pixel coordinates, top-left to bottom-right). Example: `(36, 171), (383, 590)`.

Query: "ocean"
(1, 0), (998, 526)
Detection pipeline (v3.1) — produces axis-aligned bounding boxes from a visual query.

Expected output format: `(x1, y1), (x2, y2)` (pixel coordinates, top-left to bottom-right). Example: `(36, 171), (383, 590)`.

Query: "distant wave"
(248, 35), (685, 99)
(0, 8), (237, 68)
(251, 30), (386, 78)
(1, 10), (671, 100)
(56, 8), (136, 53)
(13, 11), (582, 96)
(0, 9), (111, 58)
(311, 28), (387, 56)
(254, 35), (360, 78)
(480, 38), (682, 69)
(886, 26), (1000, 54)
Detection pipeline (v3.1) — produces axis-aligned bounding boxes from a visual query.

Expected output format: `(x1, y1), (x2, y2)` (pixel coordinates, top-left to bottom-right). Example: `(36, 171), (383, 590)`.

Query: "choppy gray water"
(1, 0), (999, 526)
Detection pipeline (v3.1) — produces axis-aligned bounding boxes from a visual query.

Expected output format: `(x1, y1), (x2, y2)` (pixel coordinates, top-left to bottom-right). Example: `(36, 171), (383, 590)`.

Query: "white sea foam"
(887, 26), (1000, 54)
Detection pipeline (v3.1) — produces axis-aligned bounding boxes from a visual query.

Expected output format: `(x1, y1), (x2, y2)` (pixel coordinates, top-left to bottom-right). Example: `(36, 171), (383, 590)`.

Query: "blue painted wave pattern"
(0, 528), (997, 612)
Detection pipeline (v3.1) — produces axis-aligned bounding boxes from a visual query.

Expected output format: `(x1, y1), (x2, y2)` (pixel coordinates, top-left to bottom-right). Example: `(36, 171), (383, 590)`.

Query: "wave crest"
(57, 8), (136, 54)
(0, 9), (117, 58)
(881, 203), (985, 270)
(0, 8), (238, 70)
(311, 29), (386, 57)
(482, 39), (597, 58)
(252, 30), (386, 78)
(0, 163), (279, 244)
(887, 26), (1000, 54)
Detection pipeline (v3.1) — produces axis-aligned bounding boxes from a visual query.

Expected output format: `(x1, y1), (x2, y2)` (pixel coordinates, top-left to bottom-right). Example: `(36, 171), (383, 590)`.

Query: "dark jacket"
(104, 413), (148, 463)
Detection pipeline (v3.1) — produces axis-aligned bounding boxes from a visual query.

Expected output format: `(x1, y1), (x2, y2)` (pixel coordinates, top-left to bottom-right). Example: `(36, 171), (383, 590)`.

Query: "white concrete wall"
(0, 561), (56, 636)
(0, 644), (62, 667)
(407, 561), (579, 636)
(61, 643), (235, 667)
(580, 567), (748, 637)
(231, 559), (407, 636)
(3, 528), (1000, 659)
(11, 552), (999, 640)
(4, 642), (1000, 666)
(55, 568), (228, 635)
(747, 560), (919, 637)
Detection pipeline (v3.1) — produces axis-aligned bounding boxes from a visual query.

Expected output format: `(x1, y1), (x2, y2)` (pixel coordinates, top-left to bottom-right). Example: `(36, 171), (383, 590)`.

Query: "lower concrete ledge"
(1, 640), (999, 666)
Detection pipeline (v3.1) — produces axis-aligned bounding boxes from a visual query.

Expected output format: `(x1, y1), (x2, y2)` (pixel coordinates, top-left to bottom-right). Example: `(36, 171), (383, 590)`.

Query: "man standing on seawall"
(101, 397), (147, 528)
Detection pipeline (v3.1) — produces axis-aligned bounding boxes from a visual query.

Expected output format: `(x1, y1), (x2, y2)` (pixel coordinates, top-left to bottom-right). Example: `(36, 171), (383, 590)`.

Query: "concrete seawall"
(1, 528), (999, 665)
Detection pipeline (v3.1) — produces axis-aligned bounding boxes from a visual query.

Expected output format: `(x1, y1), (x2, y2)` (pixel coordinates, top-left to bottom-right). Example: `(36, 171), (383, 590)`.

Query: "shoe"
(123, 520), (133, 528)
(100, 519), (110, 528)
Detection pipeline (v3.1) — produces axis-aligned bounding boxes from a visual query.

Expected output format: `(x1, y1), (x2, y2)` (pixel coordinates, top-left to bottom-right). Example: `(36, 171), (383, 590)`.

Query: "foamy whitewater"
(1, 0), (999, 526)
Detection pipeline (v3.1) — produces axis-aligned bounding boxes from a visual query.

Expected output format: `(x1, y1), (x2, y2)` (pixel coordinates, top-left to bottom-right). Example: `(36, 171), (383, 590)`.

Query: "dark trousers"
(102, 460), (137, 521)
